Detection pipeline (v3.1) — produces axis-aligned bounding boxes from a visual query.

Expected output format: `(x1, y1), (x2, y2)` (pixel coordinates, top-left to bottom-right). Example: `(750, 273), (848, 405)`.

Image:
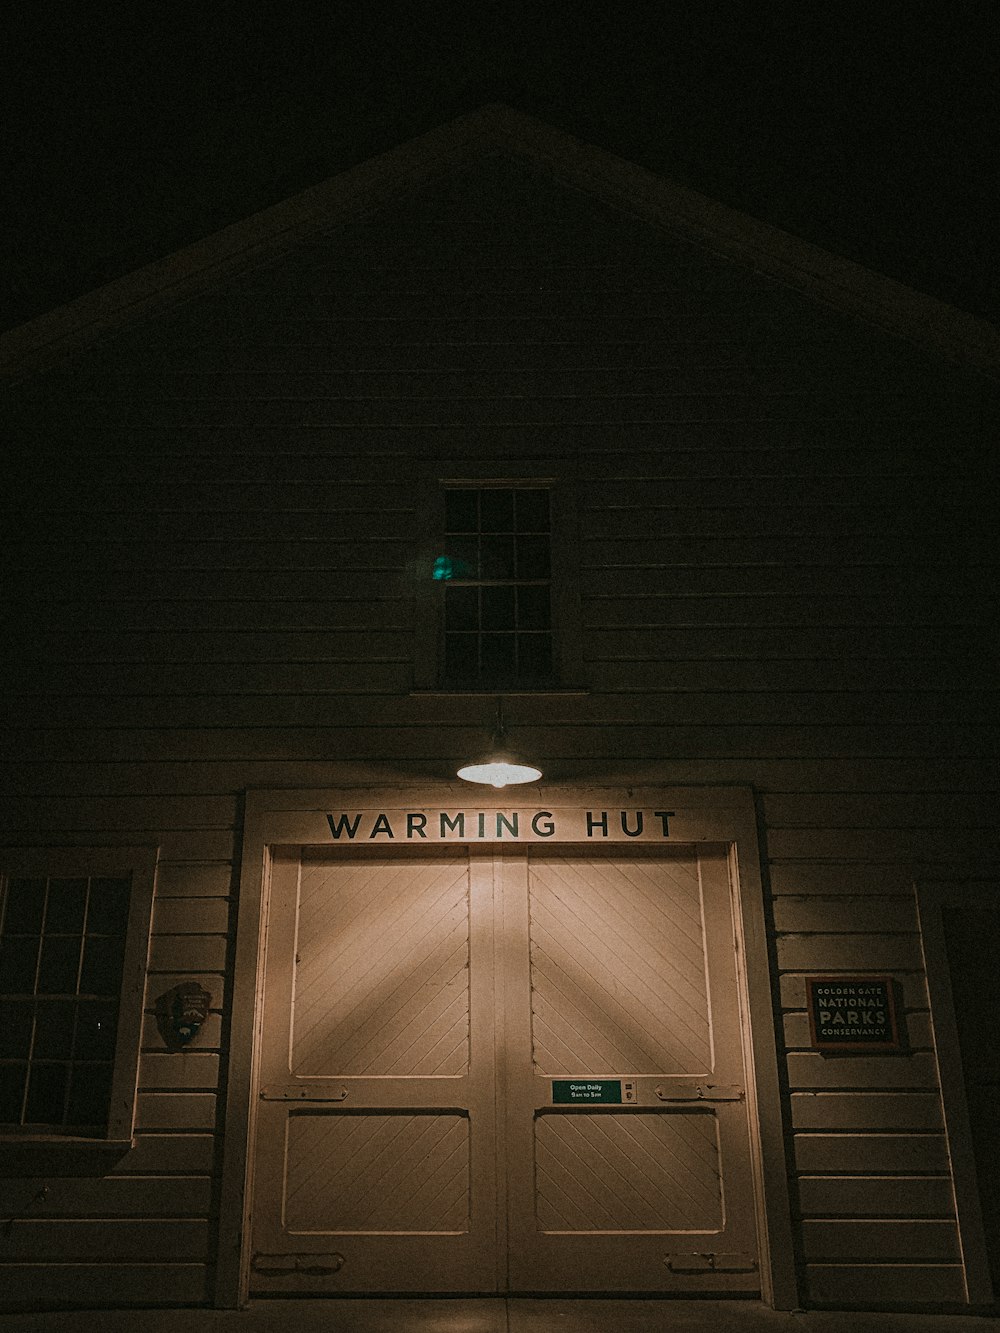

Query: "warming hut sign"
(324, 808), (677, 843)
(806, 976), (902, 1052)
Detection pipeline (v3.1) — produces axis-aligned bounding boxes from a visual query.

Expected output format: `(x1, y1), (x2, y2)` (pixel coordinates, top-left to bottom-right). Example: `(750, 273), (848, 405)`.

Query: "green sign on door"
(551, 1079), (637, 1104)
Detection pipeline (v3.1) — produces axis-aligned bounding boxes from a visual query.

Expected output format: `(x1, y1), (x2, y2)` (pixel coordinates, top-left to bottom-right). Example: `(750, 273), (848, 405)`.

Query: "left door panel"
(250, 846), (499, 1293)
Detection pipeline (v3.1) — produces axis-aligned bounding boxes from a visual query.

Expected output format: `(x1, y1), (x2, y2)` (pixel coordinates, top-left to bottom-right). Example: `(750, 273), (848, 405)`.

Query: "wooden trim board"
(916, 879), (998, 1308)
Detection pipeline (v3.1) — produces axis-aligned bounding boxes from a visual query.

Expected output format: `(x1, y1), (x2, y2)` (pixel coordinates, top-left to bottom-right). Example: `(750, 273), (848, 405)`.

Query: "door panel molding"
(247, 846), (498, 1294)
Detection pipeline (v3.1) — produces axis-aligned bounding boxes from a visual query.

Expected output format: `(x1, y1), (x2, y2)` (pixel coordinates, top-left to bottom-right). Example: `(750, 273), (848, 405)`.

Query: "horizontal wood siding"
(2, 154), (997, 1309)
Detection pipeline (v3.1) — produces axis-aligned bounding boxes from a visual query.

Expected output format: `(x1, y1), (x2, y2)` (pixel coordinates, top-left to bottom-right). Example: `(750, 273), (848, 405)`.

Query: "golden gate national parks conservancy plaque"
(805, 975), (902, 1052)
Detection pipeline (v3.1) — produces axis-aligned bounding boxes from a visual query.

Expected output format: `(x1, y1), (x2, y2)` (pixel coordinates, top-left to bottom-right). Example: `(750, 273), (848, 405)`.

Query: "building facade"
(1, 106), (998, 1313)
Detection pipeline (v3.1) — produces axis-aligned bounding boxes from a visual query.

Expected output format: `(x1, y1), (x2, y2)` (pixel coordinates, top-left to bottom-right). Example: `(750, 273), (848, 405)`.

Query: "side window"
(0, 851), (155, 1142)
(437, 485), (553, 689)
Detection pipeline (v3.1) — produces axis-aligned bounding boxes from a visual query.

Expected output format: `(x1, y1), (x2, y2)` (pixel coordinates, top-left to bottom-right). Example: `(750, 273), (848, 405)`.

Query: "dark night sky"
(3, 3), (998, 333)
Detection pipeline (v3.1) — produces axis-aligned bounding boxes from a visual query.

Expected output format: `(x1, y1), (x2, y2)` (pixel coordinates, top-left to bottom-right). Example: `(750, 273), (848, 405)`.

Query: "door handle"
(253, 1252), (345, 1274)
(260, 1085), (348, 1101)
(655, 1084), (743, 1102)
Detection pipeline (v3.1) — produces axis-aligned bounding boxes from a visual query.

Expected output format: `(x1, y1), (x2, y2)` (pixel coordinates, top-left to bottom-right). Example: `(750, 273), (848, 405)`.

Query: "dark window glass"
(481, 585), (516, 631)
(515, 489), (549, 532)
(516, 536), (550, 579)
(86, 879), (131, 935)
(0, 936), (40, 993)
(445, 586), (479, 631)
(445, 633), (478, 681)
(481, 634), (517, 678)
(32, 1000), (76, 1059)
(519, 634), (553, 679)
(445, 489), (478, 532)
(37, 936), (82, 994)
(480, 536), (515, 579)
(45, 879), (88, 933)
(439, 486), (554, 688)
(0, 1065), (27, 1122)
(445, 536), (478, 579)
(0, 872), (133, 1132)
(2, 879), (46, 933)
(518, 585), (551, 630)
(479, 488), (514, 531)
(80, 935), (126, 996)
(74, 1003), (119, 1061)
(65, 1063), (113, 1129)
(0, 1001), (34, 1059)
(24, 1061), (68, 1124)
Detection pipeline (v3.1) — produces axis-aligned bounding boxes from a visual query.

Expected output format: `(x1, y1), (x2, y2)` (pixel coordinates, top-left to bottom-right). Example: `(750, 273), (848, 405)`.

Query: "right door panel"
(502, 844), (760, 1293)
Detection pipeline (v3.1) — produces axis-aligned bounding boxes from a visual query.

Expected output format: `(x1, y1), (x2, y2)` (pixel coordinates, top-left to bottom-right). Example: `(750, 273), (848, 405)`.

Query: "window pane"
(445, 634), (478, 681)
(80, 935), (126, 996)
(518, 585), (551, 630)
(37, 937), (81, 994)
(32, 999), (76, 1059)
(24, 1061), (68, 1125)
(85, 879), (131, 936)
(2, 878), (46, 933)
(479, 489), (514, 532)
(0, 1001), (34, 1058)
(516, 535), (550, 579)
(481, 585), (516, 630)
(74, 1003), (119, 1061)
(515, 489), (549, 532)
(445, 586), (479, 631)
(480, 536), (515, 579)
(0, 865), (136, 1137)
(0, 936), (40, 993)
(65, 1063), (113, 1129)
(45, 879), (88, 934)
(445, 536), (478, 579)
(439, 484), (555, 689)
(0, 1064), (27, 1122)
(518, 634), (553, 680)
(445, 489), (478, 533)
(481, 634), (516, 678)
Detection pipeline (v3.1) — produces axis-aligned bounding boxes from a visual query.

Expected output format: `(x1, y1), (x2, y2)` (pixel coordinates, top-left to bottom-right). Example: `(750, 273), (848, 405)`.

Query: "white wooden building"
(1, 104), (998, 1314)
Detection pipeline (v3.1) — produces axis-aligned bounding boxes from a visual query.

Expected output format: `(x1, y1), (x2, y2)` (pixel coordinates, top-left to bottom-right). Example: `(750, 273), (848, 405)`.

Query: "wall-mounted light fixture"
(457, 698), (542, 788)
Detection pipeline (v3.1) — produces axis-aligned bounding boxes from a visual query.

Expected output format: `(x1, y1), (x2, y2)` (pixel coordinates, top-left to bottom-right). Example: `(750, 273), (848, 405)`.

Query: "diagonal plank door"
(502, 844), (759, 1292)
(250, 846), (499, 1293)
(249, 841), (759, 1294)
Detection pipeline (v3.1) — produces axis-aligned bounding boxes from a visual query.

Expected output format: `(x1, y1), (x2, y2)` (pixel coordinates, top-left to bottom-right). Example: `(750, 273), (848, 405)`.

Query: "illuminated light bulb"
(456, 754), (542, 787)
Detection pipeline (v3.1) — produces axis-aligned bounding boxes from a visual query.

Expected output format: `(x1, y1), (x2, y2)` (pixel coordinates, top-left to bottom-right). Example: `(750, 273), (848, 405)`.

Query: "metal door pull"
(253, 1252), (345, 1274)
(655, 1084), (743, 1102)
(666, 1252), (757, 1273)
(260, 1086), (348, 1101)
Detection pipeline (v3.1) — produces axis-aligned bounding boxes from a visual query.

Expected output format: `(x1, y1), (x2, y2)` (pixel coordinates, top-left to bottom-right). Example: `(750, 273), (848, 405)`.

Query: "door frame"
(916, 879), (998, 1307)
(216, 782), (797, 1309)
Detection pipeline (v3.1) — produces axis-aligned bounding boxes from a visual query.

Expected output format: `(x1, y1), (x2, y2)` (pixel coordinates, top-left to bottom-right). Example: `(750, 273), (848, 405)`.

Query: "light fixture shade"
(456, 748), (542, 788)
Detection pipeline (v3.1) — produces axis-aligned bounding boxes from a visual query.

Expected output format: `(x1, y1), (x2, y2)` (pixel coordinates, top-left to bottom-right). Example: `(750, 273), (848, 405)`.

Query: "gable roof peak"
(2, 100), (998, 383)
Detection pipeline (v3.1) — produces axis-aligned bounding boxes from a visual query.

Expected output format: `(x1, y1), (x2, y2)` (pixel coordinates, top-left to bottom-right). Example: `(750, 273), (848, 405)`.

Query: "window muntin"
(441, 486), (553, 687)
(0, 874), (131, 1132)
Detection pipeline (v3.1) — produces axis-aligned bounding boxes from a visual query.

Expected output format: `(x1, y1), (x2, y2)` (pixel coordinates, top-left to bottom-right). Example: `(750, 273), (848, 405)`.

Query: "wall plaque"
(806, 975), (901, 1051)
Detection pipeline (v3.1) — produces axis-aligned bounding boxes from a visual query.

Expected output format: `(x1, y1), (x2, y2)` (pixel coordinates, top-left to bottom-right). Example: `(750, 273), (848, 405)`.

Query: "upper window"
(437, 485), (553, 688)
(0, 850), (155, 1142)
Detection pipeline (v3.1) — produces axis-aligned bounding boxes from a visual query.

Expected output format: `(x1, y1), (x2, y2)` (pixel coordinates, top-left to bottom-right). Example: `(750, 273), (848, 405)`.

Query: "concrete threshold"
(2, 1299), (1000, 1333)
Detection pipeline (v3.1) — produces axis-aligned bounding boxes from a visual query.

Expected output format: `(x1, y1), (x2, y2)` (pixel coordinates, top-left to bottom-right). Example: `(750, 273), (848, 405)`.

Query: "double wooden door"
(249, 843), (759, 1294)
